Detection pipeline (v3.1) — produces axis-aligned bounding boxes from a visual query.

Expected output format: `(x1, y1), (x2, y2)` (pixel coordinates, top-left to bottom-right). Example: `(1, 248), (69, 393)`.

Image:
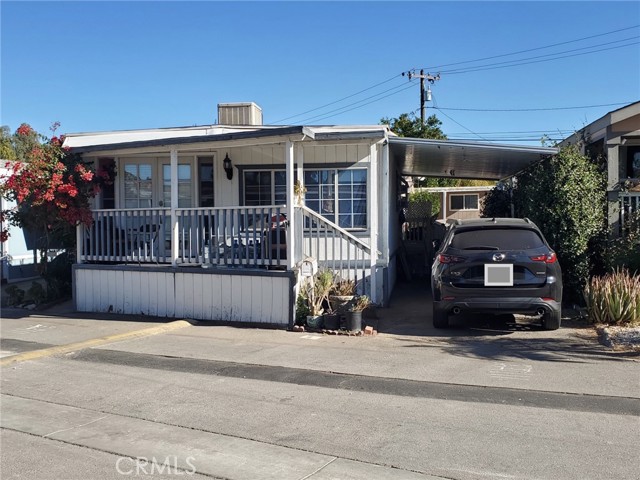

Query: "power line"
(420, 24), (639, 71)
(447, 129), (575, 134)
(441, 40), (640, 75)
(297, 81), (415, 124)
(440, 37), (639, 74)
(268, 74), (401, 125)
(431, 94), (487, 141)
(433, 102), (634, 112)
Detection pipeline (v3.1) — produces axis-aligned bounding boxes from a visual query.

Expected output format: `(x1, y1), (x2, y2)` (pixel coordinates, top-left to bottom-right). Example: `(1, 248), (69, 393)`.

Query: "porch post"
(296, 143), (304, 196)
(286, 140), (295, 269)
(170, 148), (179, 266)
(76, 224), (83, 264)
(369, 143), (379, 303)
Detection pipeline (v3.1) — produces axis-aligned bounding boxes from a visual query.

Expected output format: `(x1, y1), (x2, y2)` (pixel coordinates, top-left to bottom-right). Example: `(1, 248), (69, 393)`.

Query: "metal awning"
(389, 137), (557, 180)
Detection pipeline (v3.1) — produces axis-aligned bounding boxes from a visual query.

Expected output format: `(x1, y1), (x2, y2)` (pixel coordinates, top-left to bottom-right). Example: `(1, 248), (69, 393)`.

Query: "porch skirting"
(73, 264), (295, 327)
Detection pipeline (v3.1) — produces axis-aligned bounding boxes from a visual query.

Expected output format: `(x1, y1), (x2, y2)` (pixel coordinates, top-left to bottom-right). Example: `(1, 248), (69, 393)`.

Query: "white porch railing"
(175, 206), (288, 267)
(619, 192), (640, 236)
(78, 206), (288, 268)
(78, 208), (171, 263)
(294, 205), (373, 297)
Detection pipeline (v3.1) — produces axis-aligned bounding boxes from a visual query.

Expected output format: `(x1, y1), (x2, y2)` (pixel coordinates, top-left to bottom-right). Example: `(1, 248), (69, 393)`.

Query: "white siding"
(74, 266), (291, 325)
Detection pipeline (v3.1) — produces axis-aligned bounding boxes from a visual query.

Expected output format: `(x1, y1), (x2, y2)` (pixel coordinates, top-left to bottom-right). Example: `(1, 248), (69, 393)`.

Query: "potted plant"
(329, 278), (356, 315)
(303, 269), (333, 330)
(347, 295), (371, 332)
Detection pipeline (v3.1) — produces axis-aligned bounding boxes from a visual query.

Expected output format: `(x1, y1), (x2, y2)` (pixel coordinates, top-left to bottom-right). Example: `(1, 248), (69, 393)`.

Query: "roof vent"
(217, 102), (263, 126)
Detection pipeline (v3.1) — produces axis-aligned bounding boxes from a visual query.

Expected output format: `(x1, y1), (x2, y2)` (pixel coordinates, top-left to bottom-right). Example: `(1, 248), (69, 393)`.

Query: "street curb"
(0, 319), (195, 366)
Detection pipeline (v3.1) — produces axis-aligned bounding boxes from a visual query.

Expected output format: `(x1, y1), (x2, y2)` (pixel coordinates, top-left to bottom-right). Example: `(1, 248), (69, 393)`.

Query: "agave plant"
(584, 269), (640, 326)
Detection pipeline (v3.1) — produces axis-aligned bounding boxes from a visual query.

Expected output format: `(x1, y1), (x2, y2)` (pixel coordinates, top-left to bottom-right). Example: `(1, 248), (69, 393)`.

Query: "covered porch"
(68, 123), (386, 326)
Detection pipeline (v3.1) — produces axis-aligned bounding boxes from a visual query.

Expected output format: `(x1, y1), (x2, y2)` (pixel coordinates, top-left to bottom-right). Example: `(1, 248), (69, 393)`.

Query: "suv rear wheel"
(542, 310), (561, 330)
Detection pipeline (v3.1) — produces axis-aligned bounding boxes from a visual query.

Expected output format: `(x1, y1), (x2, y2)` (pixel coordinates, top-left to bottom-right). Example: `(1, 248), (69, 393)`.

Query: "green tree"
(380, 112), (447, 140)
(0, 126), (17, 160)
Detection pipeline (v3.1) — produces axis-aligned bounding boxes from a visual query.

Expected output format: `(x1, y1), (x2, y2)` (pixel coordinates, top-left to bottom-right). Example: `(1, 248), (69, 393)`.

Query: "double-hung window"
(450, 193), (479, 211)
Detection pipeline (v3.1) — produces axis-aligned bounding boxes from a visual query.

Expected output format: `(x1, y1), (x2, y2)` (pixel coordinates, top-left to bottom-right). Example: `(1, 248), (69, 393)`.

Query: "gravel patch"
(596, 325), (640, 351)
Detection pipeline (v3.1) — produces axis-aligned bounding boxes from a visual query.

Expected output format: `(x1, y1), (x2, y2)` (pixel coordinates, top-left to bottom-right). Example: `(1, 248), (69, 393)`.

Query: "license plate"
(484, 264), (513, 286)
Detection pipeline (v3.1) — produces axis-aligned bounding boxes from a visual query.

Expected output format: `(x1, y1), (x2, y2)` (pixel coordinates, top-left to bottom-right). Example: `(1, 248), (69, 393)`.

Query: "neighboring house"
(65, 102), (556, 326)
(415, 186), (495, 223)
(560, 100), (640, 236)
(1, 160), (38, 283)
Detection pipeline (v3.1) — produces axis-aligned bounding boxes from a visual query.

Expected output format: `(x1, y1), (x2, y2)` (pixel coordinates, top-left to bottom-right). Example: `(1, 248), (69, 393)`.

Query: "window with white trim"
(242, 168), (368, 229)
(306, 168), (367, 229)
(450, 193), (479, 211)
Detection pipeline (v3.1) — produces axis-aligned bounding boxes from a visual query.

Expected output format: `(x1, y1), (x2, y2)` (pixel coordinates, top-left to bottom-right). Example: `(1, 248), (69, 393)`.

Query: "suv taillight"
(439, 254), (466, 264)
(530, 252), (557, 264)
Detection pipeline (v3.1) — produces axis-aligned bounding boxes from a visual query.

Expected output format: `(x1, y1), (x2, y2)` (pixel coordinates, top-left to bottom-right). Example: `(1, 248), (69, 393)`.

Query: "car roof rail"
(524, 217), (532, 224)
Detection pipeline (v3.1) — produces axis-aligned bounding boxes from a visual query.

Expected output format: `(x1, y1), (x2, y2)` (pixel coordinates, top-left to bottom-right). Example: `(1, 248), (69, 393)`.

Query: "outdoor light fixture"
(223, 153), (233, 180)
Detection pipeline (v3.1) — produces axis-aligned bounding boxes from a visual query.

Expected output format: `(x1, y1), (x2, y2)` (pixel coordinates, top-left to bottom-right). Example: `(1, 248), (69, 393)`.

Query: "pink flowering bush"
(0, 123), (111, 289)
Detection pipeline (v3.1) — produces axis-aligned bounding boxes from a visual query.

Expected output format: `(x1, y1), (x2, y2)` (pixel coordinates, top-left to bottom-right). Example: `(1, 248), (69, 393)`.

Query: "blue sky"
(2, 1), (639, 145)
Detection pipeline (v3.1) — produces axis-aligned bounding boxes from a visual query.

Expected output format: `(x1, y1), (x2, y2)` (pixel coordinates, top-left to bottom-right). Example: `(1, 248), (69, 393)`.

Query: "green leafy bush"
(482, 144), (606, 302)
(607, 211), (640, 273)
(5, 285), (25, 306)
(584, 269), (640, 326)
(27, 281), (47, 305)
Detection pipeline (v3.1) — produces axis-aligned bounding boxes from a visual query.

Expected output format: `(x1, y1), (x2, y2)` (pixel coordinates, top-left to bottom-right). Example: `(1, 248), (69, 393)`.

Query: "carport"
(385, 136), (558, 296)
(389, 137), (557, 180)
(378, 137), (558, 333)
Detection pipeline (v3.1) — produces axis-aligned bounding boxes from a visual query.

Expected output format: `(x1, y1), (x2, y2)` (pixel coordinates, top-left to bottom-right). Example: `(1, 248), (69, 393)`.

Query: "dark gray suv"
(431, 218), (562, 330)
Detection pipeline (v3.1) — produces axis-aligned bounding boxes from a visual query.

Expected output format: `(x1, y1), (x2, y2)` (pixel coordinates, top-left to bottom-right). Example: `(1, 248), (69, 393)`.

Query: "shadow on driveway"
(375, 279), (638, 363)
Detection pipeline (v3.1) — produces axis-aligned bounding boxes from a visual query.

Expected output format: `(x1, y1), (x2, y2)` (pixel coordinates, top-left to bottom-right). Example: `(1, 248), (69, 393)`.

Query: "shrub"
(607, 211), (640, 273)
(5, 285), (25, 306)
(584, 269), (640, 326)
(27, 281), (47, 305)
(295, 291), (310, 325)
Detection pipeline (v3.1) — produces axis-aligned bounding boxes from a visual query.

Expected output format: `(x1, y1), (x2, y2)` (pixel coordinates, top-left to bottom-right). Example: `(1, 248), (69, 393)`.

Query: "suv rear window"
(450, 228), (545, 250)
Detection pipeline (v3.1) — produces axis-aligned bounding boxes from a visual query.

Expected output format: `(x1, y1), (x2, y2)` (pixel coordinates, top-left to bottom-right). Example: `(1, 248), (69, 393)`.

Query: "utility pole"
(402, 70), (441, 125)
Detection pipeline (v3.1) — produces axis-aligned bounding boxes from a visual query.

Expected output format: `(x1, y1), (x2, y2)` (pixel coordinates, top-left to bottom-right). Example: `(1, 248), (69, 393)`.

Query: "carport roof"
(389, 137), (557, 180)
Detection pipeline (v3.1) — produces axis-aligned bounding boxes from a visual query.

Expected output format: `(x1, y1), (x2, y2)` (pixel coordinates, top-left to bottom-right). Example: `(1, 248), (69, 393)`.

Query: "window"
(243, 170), (288, 206)
(305, 170), (336, 224)
(450, 194), (479, 211)
(306, 168), (367, 229)
(451, 228), (544, 250)
(162, 164), (192, 208)
(199, 157), (214, 207)
(242, 167), (368, 229)
(98, 158), (116, 209)
(123, 163), (153, 208)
